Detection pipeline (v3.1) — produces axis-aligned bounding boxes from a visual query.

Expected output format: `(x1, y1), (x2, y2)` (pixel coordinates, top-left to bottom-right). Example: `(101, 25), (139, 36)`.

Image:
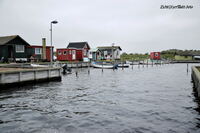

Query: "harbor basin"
(0, 64), (200, 133)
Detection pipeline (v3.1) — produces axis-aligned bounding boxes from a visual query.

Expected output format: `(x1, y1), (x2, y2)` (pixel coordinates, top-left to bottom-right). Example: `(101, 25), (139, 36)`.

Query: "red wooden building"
(29, 45), (53, 61)
(56, 42), (90, 61)
(150, 52), (161, 60)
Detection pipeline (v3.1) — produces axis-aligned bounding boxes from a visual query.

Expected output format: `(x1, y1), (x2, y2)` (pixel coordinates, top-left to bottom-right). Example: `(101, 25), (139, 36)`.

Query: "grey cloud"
(0, 0), (199, 53)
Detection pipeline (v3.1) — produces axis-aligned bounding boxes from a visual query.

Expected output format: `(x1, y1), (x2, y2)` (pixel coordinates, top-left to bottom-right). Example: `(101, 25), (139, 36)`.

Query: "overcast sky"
(0, 0), (199, 53)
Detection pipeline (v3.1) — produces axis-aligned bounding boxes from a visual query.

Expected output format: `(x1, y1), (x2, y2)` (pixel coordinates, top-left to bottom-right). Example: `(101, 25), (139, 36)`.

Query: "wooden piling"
(102, 62), (103, 72)
(147, 60), (148, 67)
(88, 62), (90, 74)
(143, 60), (144, 67)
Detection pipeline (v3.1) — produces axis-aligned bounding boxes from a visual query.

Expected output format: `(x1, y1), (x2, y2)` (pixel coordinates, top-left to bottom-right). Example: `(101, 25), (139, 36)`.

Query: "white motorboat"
(91, 62), (118, 69)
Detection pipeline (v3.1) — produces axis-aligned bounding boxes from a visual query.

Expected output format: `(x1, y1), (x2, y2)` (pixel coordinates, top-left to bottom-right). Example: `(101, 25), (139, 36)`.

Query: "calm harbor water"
(0, 64), (200, 133)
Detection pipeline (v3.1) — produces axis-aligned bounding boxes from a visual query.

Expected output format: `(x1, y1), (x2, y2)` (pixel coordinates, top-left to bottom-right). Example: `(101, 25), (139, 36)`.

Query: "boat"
(62, 64), (72, 74)
(117, 63), (129, 68)
(91, 62), (118, 69)
(30, 64), (49, 68)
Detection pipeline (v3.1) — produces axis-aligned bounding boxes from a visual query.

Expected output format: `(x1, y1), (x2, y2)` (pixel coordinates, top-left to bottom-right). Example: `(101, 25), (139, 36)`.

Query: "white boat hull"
(91, 62), (116, 69)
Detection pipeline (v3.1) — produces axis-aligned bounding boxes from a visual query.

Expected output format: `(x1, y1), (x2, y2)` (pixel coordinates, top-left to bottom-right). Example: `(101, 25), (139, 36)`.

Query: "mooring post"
(122, 61), (124, 70)
(132, 61), (133, 69)
(138, 62), (140, 68)
(88, 62), (90, 74)
(152, 60), (153, 67)
(143, 60), (144, 67)
(102, 62), (103, 72)
(147, 59), (148, 67)
(76, 63), (78, 77)
(187, 63), (189, 73)
(132, 59), (133, 69)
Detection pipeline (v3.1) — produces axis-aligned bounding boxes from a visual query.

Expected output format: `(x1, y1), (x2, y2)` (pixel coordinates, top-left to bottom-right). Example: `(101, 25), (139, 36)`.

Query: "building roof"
(67, 42), (90, 49)
(89, 48), (101, 52)
(97, 46), (122, 51)
(0, 35), (30, 46)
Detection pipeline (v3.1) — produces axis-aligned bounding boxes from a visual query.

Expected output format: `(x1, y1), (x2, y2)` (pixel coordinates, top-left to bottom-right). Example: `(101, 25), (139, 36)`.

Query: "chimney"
(42, 38), (46, 60)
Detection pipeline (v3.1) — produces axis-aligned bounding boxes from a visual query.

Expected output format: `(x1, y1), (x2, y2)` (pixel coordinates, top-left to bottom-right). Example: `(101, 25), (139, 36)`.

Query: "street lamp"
(50, 20), (58, 66)
(112, 43), (115, 61)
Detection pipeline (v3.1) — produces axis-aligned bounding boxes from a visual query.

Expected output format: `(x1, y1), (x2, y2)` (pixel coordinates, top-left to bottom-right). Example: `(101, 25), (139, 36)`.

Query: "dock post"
(88, 62), (90, 74)
(143, 60), (144, 67)
(102, 62), (103, 72)
(132, 59), (133, 69)
(138, 62), (140, 68)
(187, 64), (189, 73)
(122, 61), (124, 70)
(152, 60), (153, 67)
(147, 60), (148, 67)
(76, 63), (78, 77)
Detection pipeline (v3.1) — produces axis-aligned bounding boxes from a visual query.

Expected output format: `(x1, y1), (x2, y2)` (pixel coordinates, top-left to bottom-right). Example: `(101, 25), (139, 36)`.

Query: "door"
(8, 45), (13, 58)
(72, 50), (76, 60)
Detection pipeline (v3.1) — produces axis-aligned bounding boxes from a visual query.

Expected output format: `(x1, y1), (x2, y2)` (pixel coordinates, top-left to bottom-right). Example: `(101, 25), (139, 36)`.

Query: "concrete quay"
(191, 66), (200, 97)
(0, 67), (61, 89)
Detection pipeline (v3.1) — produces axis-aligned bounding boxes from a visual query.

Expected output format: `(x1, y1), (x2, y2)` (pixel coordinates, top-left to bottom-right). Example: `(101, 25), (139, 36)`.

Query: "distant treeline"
(120, 49), (200, 60)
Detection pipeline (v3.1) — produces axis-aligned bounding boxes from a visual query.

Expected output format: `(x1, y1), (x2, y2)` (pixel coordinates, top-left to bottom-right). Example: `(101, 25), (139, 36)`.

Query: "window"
(72, 50), (76, 55)
(69, 50), (72, 55)
(35, 48), (42, 54)
(116, 51), (119, 56)
(155, 53), (158, 57)
(104, 51), (107, 56)
(84, 49), (87, 56)
(63, 51), (67, 55)
(58, 51), (62, 55)
(16, 45), (24, 53)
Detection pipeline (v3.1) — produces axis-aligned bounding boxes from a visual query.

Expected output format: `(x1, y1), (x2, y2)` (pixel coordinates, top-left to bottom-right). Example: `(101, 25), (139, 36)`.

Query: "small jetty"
(0, 64), (61, 88)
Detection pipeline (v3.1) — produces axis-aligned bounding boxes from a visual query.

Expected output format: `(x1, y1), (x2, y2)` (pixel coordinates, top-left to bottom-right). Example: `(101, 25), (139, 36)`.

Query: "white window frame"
(84, 49), (87, 56)
(72, 50), (76, 55)
(58, 51), (62, 55)
(16, 45), (24, 53)
(63, 51), (67, 55)
(35, 48), (42, 55)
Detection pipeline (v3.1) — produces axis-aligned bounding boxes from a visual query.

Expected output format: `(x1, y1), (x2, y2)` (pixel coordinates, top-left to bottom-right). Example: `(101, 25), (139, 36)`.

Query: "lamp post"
(50, 20), (58, 66)
(112, 43), (114, 61)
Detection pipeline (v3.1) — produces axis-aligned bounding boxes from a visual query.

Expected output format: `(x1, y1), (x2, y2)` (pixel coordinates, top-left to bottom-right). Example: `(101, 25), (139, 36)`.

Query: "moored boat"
(117, 64), (129, 68)
(91, 62), (118, 69)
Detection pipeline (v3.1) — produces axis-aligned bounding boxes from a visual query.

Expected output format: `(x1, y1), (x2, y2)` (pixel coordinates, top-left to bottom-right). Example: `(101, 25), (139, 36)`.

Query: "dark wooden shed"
(0, 35), (31, 62)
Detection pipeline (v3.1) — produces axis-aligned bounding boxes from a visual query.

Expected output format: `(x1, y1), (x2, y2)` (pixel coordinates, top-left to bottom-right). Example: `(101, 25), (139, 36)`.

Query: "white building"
(97, 46), (122, 60)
